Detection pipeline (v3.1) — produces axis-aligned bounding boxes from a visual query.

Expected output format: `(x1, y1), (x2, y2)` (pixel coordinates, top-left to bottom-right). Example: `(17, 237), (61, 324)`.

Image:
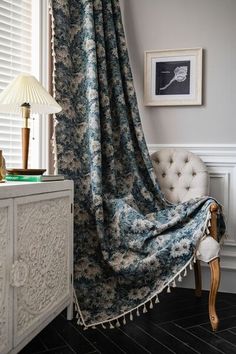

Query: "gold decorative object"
(0, 150), (6, 183)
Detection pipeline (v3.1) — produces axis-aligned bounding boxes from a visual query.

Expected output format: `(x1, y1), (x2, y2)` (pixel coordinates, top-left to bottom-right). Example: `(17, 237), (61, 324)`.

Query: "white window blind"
(0, 0), (32, 168)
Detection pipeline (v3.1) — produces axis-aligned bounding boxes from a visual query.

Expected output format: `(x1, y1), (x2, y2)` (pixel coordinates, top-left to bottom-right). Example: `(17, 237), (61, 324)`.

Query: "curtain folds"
(51, 0), (225, 328)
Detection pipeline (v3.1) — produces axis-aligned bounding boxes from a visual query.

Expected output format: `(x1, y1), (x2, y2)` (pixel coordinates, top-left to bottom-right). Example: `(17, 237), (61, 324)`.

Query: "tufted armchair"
(151, 148), (221, 331)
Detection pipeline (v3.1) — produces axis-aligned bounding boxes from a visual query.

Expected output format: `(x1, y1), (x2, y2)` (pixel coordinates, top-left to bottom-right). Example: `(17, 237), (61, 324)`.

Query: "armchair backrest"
(151, 148), (209, 203)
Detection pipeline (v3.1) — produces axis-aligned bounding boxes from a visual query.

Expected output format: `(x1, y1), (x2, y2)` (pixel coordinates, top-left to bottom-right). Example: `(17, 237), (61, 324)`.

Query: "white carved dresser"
(0, 181), (74, 354)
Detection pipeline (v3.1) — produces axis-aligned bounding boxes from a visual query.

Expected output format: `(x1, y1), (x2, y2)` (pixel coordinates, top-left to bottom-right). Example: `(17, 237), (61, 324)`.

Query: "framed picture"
(144, 48), (202, 106)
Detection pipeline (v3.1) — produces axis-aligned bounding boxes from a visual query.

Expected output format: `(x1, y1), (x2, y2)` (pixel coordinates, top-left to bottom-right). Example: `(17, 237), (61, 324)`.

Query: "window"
(0, 0), (49, 170)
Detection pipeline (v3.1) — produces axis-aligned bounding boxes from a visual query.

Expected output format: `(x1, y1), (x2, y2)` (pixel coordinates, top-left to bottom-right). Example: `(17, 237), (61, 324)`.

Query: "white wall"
(120, 0), (236, 292)
(121, 0), (236, 144)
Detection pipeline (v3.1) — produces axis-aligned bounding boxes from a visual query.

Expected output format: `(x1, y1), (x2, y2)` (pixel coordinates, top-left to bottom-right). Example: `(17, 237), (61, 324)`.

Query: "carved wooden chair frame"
(194, 203), (220, 331)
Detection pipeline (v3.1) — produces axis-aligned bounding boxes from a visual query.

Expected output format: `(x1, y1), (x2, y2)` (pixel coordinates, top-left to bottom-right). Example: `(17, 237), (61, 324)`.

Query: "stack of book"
(5, 174), (65, 182)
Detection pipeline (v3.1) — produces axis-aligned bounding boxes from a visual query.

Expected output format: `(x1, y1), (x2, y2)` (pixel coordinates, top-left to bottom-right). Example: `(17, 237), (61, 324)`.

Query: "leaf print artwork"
(145, 48), (202, 105)
(51, 0), (225, 329)
(160, 66), (188, 91)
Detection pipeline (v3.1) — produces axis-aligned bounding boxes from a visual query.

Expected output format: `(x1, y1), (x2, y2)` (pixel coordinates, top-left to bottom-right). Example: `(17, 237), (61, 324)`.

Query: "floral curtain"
(50, 0), (225, 329)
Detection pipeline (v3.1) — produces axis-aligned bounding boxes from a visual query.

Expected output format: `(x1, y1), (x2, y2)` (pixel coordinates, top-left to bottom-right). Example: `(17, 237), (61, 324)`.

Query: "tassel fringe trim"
(74, 254), (195, 331)
(73, 199), (224, 330)
(49, 2), (59, 174)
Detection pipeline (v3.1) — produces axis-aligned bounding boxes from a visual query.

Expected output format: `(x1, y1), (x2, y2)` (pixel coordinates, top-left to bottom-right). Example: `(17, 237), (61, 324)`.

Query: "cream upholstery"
(151, 148), (219, 263)
(151, 148), (209, 203)
(197, 236), (220, 263)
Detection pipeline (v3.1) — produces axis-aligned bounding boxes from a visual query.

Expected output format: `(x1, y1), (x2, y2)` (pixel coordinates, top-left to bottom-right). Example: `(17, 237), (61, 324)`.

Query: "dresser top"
(0, 180), (74, 200)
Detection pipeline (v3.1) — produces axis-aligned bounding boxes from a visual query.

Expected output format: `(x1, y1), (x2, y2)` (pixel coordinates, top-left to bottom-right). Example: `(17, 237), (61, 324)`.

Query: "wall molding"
(148, 144), (236, 161)
(148, 144), (236, 283)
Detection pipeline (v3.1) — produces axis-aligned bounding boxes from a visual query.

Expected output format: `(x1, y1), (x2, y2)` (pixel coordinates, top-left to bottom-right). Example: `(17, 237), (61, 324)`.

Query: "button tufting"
(151, 148), (208, 204)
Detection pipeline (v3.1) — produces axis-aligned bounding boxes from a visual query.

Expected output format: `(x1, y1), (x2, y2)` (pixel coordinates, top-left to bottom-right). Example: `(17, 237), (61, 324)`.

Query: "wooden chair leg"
(194, 260), (202, 297)
(208, 203), (220, 331)
(209, 257), (221, 331)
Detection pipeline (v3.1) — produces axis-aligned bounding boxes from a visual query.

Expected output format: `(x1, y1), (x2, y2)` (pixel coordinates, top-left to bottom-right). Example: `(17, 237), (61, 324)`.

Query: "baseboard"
(179, 266), (236, 294)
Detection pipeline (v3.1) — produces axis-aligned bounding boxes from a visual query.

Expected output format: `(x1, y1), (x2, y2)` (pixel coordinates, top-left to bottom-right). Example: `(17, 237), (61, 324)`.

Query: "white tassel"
(189, 262), (193, 270)
(136, 307), (140, 316)
(75, 313), (79, 319)
(130, 312), (133, 321)
(149, 300), (153, 309)
(101, 323), (106, 329)
(116, 319), (120, 327)
(143, 304), (147, 313)
(208, 220), (211, 227)
(206, 228), (210, 235)
(155, 295), (160, 303)
(123, 316), (126, 325)
(167, 285), (171, 293)
(193, 256), (197, 263)
(184, 268), (187, 277)
(109, 322), (114, 329)
(178, 274), (182, 282)
(172, 280), (176, 288)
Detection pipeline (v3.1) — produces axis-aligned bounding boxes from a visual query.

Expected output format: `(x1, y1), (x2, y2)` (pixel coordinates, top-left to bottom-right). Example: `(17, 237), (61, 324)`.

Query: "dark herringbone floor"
(19, 288), (236, 354)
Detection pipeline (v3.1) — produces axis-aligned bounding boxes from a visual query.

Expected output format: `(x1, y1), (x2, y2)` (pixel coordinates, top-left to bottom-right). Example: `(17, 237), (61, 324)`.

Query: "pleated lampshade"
(0, 73), (61, 114)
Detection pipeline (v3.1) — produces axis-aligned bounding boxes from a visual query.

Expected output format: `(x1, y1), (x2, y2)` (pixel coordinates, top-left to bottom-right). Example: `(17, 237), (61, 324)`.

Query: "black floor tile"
(189, 326), (236, 354)
(19, 336), (47, 354)
(70, 321), (125, 354)
(39, 324), (67, 349)
(51, 316), (97, 353)
(136, 321), (200, 354)
(202, 313), (236, 332)
(40, 346), (76, 354)
(120, 322), (174, 353)
(161, 322), (222, 354)
(217, 330), (236, 346)
(18, 289), (236, 354)
(173, 301), (231, 328)
(217, 293), (236, 306)
(218, 315), (236, 332)
(135, 293), (210, 326)
(98, 327), (150, 353)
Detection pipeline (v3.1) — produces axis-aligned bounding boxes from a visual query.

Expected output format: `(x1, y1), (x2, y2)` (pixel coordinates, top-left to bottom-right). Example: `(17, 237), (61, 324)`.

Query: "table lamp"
(0, 73), (61, 174)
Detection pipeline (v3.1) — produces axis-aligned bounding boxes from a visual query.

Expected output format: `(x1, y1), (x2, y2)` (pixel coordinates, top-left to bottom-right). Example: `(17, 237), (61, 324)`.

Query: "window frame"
(0, 0), (50, 171)
(32, 0), (50, 172)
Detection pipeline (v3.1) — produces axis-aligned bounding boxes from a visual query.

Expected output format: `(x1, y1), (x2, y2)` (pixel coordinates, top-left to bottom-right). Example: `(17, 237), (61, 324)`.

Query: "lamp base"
(7, 169), (46, 176)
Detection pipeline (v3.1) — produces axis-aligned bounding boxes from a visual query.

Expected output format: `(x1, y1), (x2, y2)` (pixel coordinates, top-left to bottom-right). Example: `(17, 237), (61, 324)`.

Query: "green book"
(6, 175), (42, 182)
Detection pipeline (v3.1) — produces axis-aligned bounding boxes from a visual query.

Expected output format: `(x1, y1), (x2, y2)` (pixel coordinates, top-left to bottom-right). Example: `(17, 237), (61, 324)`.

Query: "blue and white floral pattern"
(51, 0), (225, 328)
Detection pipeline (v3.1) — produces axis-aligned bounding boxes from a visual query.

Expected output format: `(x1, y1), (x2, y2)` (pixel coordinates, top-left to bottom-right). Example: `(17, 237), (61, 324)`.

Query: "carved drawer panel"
(13, 192), (71, 346)
(0, 201), (13, 354)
